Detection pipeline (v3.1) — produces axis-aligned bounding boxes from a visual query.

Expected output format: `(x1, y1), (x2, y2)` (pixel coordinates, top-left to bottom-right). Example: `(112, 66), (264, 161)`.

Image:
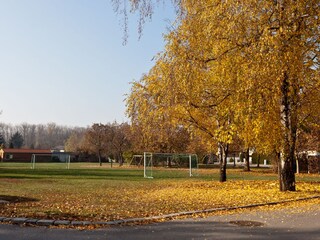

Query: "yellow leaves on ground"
(0, 171), (318, 223)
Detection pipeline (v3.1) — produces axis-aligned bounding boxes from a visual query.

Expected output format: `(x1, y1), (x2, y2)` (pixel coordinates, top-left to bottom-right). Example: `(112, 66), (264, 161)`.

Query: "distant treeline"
(0, 122), (85, 149)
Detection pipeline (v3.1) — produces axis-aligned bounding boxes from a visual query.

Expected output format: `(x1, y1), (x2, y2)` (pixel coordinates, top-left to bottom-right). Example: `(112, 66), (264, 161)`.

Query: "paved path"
(0, 204), (319, 240)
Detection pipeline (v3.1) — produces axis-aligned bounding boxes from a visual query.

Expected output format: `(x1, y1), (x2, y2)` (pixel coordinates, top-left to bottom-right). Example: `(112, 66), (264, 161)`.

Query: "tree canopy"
(124, 0), (320, 190)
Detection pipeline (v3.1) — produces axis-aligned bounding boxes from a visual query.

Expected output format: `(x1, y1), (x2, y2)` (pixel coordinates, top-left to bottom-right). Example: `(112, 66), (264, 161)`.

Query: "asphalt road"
(0, 204), (319, 240)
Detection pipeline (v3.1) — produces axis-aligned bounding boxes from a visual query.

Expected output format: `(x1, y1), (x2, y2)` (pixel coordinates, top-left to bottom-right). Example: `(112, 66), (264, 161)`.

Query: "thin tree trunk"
(98, 150), (102, 166)
(218, 142), (228, 182)
(119, 153), (124, 166)
(243, 148), (250, 171)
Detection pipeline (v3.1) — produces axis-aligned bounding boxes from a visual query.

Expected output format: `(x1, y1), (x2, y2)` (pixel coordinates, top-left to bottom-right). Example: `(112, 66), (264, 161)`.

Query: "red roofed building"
(0, 148), (52, 162)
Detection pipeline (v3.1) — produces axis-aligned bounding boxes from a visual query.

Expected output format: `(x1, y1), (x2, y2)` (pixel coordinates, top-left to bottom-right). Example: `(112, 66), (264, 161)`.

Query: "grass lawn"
(0, 162), (319, 223)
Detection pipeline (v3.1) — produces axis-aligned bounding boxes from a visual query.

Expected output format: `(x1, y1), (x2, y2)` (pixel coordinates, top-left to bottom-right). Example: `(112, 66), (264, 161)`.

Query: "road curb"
(0, 195), (319, 227)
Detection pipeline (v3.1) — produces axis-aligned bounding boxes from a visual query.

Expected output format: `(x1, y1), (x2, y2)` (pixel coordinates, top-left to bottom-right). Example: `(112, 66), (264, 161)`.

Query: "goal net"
(143, 152), (198, 178)
(31, 153), (71, 169)
(129, 155), (144, 166)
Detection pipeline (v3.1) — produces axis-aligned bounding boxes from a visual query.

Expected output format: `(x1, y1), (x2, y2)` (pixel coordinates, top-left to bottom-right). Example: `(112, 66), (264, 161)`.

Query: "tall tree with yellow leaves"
(121, 0), (320, 191)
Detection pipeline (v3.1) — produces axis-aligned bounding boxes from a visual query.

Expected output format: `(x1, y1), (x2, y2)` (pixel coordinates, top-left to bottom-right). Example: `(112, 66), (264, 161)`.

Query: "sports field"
(0, 163), (319, 224)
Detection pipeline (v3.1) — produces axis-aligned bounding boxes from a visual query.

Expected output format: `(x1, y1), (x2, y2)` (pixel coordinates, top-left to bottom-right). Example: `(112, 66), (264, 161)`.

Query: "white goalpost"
(144, 152), (153, 178)
(31, 153), (71, 169)
(143, 152), (198, 178)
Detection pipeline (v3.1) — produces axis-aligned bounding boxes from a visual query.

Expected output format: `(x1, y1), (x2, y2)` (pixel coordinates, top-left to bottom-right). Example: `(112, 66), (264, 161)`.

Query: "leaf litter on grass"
(0, 169), (319, 226)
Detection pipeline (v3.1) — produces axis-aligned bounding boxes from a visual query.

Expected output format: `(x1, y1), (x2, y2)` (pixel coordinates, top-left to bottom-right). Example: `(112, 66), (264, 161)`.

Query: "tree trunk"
(168, 156), (172, 167)
(257, 154), (260, 168)
(279, 72), (297, 191)
(218, 142), (228, 182)
(243, 148), (250, 171)
(119, 153), (124, 166)
(98, 150), (102, 166)
(273, 151), (280, 173)
(279, 156), (296, 191)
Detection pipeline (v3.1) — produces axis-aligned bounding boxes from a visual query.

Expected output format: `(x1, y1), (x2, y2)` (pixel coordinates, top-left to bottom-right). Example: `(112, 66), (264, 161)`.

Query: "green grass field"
(0, 162), (319, 224)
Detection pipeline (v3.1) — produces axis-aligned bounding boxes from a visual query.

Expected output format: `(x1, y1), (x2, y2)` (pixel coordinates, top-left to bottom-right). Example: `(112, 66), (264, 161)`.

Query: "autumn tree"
(121, 0), (320, 191)
(232, 0), (320, 191)
(83, 123), (109, 166)
(127, 77), (192, 154)
(64, 130), (86, 153)
(80, 122), (131, 165)
(127, 39), (238, 182)
(125, 1), (249, 182)
(104, 122), (131, 165)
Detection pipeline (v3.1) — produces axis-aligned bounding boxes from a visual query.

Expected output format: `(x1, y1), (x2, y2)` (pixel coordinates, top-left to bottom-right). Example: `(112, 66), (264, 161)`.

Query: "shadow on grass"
(0, 168), (144, 181)
(0, 167), (318, 182)
(0, 195), (38, 203)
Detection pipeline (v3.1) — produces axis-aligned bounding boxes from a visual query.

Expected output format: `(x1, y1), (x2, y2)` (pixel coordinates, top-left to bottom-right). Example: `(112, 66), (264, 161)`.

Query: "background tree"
(0, 123), (14, 144)
(9, 131), (24, 149)
(0, 122), (85, 150)
(64, 130), (86, 153)
(107, 122), (131, 166)
(0, 132), (6, 147)
(74, 122), (133, 165)
(19, 123), (36, 148)
(82, 123), (109, 166)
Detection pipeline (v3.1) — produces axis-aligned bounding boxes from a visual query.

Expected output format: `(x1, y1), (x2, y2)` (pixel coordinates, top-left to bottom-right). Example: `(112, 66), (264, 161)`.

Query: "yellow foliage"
(126, 0), (320, 161)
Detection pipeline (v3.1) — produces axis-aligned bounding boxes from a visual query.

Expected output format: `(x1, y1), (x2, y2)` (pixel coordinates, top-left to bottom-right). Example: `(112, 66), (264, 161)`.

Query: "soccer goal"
(31, 153), (71, 169)
(143, 152), (198, 178)
(129, 155), (144, 166)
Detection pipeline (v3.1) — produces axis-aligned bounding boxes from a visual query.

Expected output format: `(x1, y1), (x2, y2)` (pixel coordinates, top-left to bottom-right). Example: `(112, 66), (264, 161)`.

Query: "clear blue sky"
(0, 0), (175, 127)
